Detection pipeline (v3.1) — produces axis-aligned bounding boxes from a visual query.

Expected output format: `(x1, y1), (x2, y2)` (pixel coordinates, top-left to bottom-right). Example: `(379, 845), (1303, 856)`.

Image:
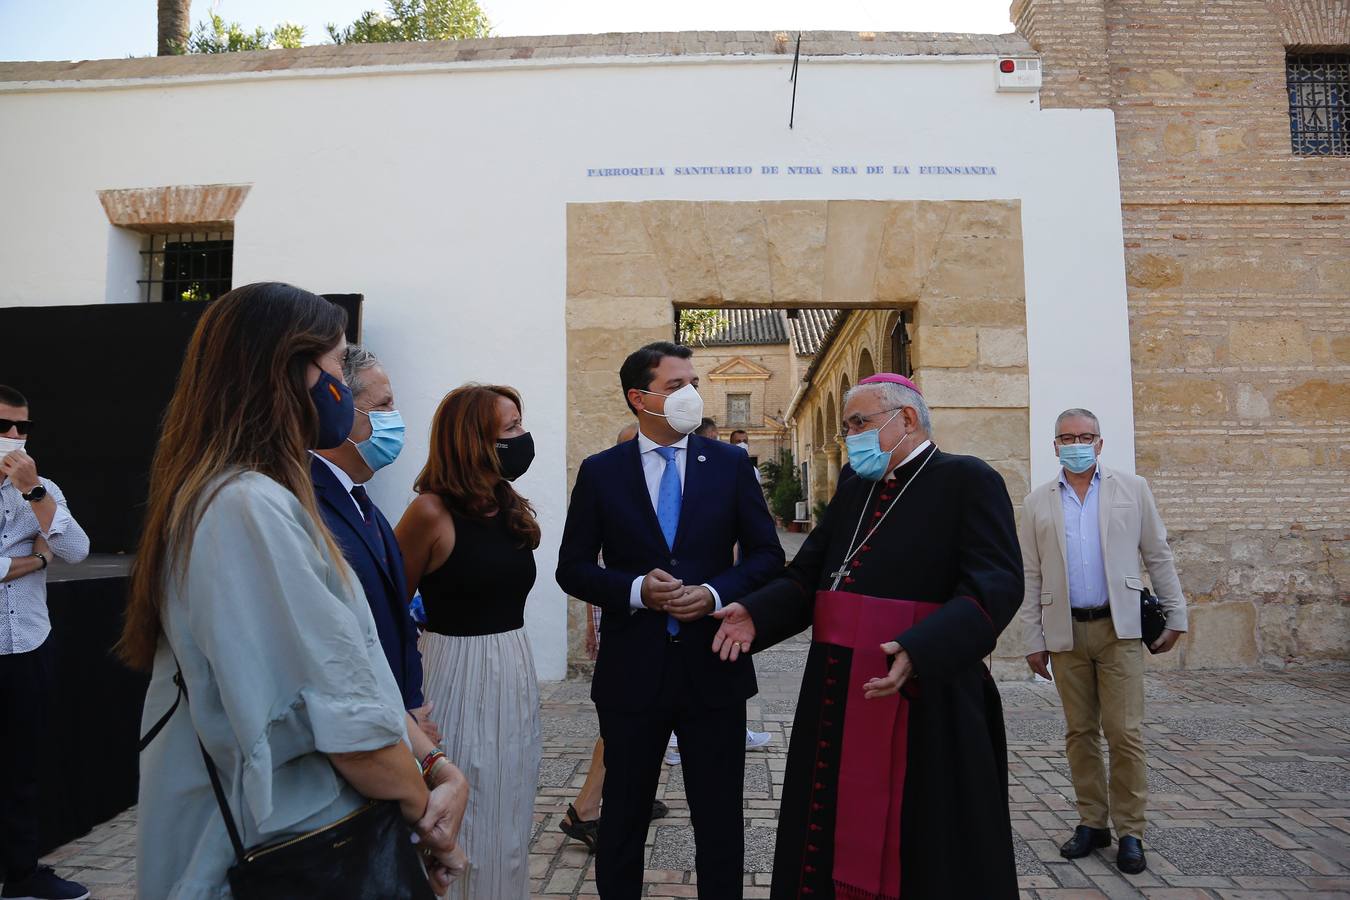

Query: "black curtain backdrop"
(0, 293), (362, 861)
(0, 295), (362, 553)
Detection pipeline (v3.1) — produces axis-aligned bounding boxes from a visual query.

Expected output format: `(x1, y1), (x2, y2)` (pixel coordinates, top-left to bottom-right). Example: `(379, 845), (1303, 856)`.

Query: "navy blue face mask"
(309, 370), (355, 450)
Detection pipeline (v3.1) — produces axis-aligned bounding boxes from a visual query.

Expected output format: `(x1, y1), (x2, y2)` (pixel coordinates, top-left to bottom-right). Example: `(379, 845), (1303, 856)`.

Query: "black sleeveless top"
(419, 507), (537, 637)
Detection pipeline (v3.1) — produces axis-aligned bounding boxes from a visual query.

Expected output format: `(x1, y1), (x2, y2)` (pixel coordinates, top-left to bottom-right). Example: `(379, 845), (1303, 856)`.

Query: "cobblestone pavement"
(40, 653), (1350, 899)
(36, 531), (1350, 899)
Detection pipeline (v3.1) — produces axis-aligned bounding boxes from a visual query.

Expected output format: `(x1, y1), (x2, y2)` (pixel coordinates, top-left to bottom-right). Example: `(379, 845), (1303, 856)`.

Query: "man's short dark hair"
(0, 385), (28, 409)
(619, 341), (694, 415)
(730, 429), (748, 442)
(695, 417), (718, 438)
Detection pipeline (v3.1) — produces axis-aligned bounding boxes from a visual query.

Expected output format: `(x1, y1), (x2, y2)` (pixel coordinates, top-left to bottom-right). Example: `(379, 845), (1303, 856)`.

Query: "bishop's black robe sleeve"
(894, 459), (1023, 683)
(737, 493), (841, 651)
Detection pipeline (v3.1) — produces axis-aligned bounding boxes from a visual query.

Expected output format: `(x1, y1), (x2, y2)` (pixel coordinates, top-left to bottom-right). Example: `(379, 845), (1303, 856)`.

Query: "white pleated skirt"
(419, 627), (541, 900)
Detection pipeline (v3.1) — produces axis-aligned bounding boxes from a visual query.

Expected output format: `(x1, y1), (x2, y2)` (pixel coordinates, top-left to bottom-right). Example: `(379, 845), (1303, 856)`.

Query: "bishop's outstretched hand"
(711, 602), (756, 662)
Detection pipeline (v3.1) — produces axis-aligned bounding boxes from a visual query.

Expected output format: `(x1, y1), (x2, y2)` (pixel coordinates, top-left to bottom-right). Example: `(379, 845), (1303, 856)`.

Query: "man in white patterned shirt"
(0, 385), (91, 900)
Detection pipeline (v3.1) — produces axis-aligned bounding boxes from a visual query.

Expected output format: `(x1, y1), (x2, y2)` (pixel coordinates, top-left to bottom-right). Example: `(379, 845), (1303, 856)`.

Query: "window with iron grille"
(138, 230), (234, 302)
(1286, 50), (1349, 156)
(727, 393), (752, 427)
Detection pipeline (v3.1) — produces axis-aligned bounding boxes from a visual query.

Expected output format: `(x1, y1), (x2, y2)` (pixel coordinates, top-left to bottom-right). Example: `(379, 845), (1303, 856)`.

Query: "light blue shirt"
(1060, 469), (1109, 609)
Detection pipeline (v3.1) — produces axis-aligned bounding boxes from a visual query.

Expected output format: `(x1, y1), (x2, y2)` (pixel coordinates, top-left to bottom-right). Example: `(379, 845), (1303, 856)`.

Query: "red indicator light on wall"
(999, 59), (1016, 73)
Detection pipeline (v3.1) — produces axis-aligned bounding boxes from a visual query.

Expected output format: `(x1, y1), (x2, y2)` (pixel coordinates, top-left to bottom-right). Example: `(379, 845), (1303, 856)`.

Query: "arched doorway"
(858, 347), (875, 380)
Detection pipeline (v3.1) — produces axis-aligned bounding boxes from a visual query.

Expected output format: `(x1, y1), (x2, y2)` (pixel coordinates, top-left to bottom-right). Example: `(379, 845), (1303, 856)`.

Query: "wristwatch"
(21, 485), (46, 503)
(33, 551), (48, 570)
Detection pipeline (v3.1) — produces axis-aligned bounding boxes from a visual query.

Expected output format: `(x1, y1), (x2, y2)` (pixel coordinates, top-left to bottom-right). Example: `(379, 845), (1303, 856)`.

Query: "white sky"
(0, 0), (1015, 62)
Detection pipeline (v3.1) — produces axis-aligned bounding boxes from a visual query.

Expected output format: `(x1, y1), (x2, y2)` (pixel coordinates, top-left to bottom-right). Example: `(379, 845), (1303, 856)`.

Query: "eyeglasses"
(839, 407), (901, 438)
(0, 418), (32, 436)
(1055, 433), (1099, 445)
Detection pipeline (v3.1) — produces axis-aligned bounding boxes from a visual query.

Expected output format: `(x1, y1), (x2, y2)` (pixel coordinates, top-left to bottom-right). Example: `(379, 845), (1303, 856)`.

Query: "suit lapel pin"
(697, 455), (707, 462)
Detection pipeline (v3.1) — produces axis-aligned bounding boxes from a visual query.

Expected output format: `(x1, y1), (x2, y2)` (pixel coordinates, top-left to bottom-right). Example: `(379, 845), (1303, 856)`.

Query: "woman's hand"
(424, 844), (469, 894)
(417, 776), (469, 856)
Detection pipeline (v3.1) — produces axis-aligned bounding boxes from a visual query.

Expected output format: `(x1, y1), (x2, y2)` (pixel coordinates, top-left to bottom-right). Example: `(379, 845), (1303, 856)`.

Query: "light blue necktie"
(655, 446), (682, 636)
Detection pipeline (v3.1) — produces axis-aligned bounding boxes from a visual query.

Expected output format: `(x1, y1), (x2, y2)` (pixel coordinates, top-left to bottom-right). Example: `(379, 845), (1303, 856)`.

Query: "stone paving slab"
(34, 618), (1350, 899)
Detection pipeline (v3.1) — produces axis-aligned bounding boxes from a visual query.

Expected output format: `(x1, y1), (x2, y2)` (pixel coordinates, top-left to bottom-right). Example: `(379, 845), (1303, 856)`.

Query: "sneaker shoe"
(1, 866), (90, 900)
(664, 745), (681, 766)
(745, 729), (772, 750)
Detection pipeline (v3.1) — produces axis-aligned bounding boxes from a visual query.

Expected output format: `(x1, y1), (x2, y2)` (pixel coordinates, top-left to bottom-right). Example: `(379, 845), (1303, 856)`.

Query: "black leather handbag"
(140, 667), (434, 900)
(1139, 587), (1167, 653)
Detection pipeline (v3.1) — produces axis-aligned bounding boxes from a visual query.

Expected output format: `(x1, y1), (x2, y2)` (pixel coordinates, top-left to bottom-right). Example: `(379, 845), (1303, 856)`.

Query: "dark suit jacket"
(556, 434), (785, 711)
(310, 456), (423, 710)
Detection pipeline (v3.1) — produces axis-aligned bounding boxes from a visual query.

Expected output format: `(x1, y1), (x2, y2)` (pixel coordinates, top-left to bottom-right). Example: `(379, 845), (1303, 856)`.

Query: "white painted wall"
(0, 53), (1135, 679)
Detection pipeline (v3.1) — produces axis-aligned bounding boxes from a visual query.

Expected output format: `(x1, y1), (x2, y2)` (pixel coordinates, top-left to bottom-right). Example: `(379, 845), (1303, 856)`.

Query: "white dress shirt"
(628, 432), (722, 611)
(0, 475), (91, 654)
(310, 452), (365, 517)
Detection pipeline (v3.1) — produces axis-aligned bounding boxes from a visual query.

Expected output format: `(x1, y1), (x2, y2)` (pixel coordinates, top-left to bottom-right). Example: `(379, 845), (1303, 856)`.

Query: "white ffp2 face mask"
(640, 384), (705, 435)
(0, 436), (26, 456)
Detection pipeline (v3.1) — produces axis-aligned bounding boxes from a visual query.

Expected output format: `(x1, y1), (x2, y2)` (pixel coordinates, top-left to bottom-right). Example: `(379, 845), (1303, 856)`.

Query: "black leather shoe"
(1060, 825), (1112, 859)
(1117, 836), (1147, 874)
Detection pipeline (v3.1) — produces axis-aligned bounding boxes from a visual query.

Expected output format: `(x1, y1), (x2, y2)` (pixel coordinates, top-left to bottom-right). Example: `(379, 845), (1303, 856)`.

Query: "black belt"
(1071, 605), (1112, 622)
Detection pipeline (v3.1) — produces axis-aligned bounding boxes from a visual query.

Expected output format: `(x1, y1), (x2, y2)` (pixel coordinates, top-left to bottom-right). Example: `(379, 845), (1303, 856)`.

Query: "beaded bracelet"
(420, 749), (447, 778)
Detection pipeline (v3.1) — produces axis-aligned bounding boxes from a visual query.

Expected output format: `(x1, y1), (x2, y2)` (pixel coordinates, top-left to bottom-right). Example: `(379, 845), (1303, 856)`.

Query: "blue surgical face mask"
(1058, 443), (1098, 474)
(309, 369), (355, 450)
(350, 408), (405, 472)
(843, 409), (906, 482)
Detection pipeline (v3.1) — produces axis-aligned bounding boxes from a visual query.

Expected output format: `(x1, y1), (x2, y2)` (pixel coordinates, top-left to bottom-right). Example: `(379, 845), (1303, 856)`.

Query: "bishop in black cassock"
(713, 374), (1023, 900)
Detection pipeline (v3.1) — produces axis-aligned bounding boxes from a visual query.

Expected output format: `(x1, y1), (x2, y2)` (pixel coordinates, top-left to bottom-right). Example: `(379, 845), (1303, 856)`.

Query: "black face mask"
(495, 432), (535, 482)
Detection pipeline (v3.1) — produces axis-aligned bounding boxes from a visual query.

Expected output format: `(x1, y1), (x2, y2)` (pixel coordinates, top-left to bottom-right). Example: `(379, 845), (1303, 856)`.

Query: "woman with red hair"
(395, 384), (542, 900)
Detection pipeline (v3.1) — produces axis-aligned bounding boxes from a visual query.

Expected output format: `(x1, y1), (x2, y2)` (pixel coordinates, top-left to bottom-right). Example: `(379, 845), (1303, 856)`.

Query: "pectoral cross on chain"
(829, 564), (851, 591)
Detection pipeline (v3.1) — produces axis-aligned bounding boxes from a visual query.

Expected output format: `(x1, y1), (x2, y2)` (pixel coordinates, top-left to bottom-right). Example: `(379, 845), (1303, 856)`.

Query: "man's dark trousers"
(597, 640), (747, 899)
(0, 636), (54, 880)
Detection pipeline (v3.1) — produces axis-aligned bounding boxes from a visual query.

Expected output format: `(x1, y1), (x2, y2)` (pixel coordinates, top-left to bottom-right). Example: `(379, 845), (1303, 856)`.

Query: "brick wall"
(1017, 0), (1350, 668)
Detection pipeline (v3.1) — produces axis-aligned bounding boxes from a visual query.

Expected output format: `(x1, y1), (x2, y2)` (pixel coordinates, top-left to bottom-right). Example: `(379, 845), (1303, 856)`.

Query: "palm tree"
(158, 0), (191, 55)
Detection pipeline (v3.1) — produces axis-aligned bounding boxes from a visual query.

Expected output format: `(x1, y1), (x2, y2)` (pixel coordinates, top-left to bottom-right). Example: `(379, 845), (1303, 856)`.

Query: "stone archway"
(565, 199), (1030, 665)
(858, 347), (876, 380)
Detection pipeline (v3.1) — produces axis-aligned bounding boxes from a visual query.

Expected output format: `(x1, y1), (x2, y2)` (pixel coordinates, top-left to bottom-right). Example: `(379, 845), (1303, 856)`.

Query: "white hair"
(844, 381), (931, 435)
(341, 344), (382, 399)
(1055, 407), (1100, 434)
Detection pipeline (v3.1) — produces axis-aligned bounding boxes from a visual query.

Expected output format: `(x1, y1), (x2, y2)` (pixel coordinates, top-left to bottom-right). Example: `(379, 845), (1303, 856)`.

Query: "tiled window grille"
(1287, 51), (1349, 156)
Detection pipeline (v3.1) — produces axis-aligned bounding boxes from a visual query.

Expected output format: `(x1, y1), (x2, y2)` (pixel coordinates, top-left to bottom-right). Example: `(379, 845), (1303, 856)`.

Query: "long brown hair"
(415, 384), (541, 550)
(118, 282), (349, 670)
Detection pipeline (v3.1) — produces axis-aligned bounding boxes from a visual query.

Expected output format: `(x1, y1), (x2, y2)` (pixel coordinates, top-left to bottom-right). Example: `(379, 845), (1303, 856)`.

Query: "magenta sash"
(811, 591), (939, 900)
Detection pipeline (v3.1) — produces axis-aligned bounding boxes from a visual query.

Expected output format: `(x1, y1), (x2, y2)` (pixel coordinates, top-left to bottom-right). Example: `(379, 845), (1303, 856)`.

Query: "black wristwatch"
(33, 551), (48, 570)
(21, 485), (46, 503)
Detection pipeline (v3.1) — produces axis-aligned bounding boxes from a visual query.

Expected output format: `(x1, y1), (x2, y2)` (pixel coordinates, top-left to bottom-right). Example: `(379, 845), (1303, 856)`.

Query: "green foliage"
(760, 449), (803, 523)
(677, 309), (722, 346)
(327, 0), (491, 44)
(188, 12), (304, 53)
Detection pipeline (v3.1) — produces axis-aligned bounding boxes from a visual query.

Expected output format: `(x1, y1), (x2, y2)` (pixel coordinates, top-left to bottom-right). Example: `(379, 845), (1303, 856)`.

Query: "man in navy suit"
(557, 341), (785, 899)
(311, 345), (436, 740)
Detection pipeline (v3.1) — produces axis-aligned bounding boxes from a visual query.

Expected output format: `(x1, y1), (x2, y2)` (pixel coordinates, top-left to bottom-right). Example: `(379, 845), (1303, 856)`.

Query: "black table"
(35, 555), (147, 859)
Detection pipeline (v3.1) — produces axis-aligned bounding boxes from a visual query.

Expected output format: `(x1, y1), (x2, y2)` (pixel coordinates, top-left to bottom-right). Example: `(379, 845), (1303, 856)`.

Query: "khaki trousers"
(1050, 616), (1147, 839)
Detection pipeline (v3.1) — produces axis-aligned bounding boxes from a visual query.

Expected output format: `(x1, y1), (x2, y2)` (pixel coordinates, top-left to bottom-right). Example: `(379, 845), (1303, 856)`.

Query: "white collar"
(887, 439), (933, 479)
(310, 451), (362, 494)
(637, 431), (689, 454)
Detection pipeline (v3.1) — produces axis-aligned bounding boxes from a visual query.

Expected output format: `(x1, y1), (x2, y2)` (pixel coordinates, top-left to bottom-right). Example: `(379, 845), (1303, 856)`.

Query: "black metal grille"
(1286, 51), (1349, 156)
(138, 232), (233, 302)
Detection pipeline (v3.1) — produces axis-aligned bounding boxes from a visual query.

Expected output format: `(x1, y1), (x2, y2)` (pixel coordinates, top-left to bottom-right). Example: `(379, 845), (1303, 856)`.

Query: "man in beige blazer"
(1018, 408), (1187, 877)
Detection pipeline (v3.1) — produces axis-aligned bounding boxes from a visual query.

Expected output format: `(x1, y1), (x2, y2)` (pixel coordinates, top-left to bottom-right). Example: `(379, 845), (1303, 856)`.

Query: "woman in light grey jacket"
(122, 283), (468, 898)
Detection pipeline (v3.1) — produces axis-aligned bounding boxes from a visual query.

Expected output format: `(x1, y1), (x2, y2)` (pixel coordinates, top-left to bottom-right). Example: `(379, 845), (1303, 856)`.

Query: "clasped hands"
(411, 763), (470, 894)
(640, 569), (714, 621)
(710, 602), (913, 700)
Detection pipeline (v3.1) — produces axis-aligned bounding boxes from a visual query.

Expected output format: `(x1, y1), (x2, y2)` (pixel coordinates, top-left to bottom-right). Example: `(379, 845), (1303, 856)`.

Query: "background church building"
(0, 0), (1345, 683)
